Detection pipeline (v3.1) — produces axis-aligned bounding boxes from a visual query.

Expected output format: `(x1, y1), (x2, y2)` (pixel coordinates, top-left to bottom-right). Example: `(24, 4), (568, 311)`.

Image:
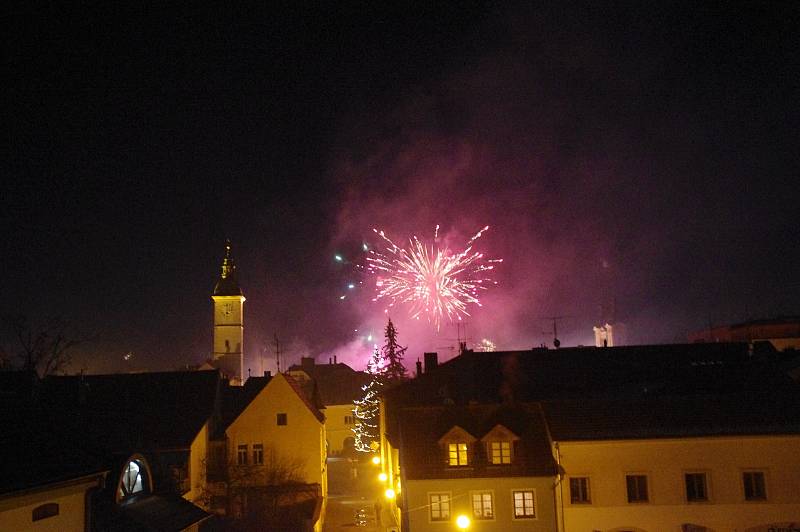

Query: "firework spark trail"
(367, 226), (502, 330)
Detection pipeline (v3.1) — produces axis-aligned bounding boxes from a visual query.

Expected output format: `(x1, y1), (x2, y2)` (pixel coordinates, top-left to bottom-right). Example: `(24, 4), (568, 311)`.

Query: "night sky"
(4, 3), (799, 374)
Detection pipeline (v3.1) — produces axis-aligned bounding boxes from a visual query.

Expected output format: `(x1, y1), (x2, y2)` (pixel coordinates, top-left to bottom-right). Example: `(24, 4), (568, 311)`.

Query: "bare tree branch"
(2, 315), (91, 376)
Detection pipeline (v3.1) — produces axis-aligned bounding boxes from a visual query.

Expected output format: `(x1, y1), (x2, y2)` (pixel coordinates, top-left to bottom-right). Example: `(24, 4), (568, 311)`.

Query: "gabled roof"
(42, 370), (221, 451)
(287, 361), (371, 406)
(214, 374), (272, 438)
(394, 403), (556, 480)
(385, 343), (794, 406)
(544, 391), (800, 441)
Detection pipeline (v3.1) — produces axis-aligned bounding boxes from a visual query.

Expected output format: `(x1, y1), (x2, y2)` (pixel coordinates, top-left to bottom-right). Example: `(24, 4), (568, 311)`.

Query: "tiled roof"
(287, 362), (371, 406)
(385, 343), (793, 406)
(394, 403), (557, 480)
(544, 391), (800, 440)
(383, 343), (800, 446)
(214, 375), (272, 438)
(42, 370), (221, 451)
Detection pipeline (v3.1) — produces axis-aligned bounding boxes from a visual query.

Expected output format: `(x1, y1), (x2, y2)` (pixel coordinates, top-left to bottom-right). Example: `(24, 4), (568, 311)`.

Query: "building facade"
(380, 345), (800, 532)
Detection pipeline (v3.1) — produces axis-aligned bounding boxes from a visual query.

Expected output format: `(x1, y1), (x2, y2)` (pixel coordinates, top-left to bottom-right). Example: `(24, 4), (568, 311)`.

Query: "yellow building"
(288, 356), (371, 455)
(547, 398), (800, 532)
(211, 371), (328, 530)
(0, 472), (107, 532)
(382, 403), (558, 531)
(380, 345), (800, 532)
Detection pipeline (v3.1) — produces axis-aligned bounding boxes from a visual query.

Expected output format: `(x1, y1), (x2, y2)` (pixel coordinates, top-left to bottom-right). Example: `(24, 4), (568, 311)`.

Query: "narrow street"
(324, 456), (392, 532)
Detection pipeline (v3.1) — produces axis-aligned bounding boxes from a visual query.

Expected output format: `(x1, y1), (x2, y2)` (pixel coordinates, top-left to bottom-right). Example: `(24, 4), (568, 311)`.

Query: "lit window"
(119, 460), (148, 501)
(237, 444), (248, 465)
(253, 443), (264, 465)
(277, 413), (287, 425)
(345, 415), (355, 425)
(743, 471), (766, 501)
(448, 443), (468, 466)
(626, 474), (649, 503)
(471, 491), (494, 519)
(489, 441), (511, 464)
(429, 493), (451, 521)
(685, 472), (708, 502)
(32, 503), (59, 521)
(570, 477), (591, 504)
(512, 490), (536, 518)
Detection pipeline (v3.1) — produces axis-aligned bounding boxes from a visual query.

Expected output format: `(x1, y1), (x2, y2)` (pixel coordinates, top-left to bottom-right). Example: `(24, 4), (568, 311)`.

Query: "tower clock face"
(223, 303), (233, 316)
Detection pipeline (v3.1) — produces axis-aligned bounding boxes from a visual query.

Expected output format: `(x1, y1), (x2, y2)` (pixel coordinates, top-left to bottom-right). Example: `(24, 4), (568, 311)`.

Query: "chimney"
(424, 352), (438, 373)
(329, 357), (332, 364)
(415, 359), (422, 377)
(264, 371), (271, 378)
(334, 355), (337, 364)
(301, 357), (315, 372)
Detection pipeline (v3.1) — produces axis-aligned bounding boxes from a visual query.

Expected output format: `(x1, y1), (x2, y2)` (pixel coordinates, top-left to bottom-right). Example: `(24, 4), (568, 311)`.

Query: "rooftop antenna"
(439, 321), (473, 354)
(538, 316), (567, 349)
(274, 333), (281, 374)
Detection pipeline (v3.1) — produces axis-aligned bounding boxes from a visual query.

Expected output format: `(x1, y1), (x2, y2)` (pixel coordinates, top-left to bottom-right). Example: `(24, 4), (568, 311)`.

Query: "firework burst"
(367, 225), (502, 330)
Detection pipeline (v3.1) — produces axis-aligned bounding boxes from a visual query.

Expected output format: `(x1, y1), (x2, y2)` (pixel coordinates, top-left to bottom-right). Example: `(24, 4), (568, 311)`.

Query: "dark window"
(626, 474), (649, 503)
(253, 443), (264, 465)
(237, 444), (248, 465)
(277, 413), (287, 425)
(32, 503), (59, 521)
(743, 471), (766, 500)
(570, 477), (591, 504)
(685, 473), (708, 502)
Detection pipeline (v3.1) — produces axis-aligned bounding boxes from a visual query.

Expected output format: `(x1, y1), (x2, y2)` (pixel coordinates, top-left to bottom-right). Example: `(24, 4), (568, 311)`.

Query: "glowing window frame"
(116, 454), (152, 503)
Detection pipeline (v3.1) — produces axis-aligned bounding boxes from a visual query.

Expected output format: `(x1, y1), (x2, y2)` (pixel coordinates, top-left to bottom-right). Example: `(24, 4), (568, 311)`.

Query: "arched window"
(117, 455), (151, 503)
(32, 502), (59, 521)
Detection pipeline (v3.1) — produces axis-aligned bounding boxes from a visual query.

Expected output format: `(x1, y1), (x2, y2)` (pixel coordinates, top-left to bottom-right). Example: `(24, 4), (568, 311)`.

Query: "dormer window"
(448, 443), (469, 466)
(116, 455), (152, 504)
(438, 425), (477, 468)
(481, 424), (520, 466)
(489, 441), (511, 464)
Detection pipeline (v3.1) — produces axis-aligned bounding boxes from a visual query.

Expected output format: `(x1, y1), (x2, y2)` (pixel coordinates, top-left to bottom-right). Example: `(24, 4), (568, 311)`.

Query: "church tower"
(212, 240), (245, 385)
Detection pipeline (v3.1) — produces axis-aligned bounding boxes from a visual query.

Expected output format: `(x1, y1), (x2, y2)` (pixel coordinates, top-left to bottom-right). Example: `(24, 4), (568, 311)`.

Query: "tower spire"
(213, 240), (242, 296)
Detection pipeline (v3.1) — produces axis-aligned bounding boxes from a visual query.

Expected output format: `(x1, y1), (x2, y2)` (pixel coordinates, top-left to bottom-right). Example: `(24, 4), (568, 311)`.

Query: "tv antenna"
(274, 333), (281, 373)
(538, 316), (568, 348)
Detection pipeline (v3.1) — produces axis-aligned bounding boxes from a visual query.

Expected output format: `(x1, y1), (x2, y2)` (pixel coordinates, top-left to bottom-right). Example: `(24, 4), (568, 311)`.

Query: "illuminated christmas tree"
(352, 319), (408, 453)
(352, 345), (383, 452)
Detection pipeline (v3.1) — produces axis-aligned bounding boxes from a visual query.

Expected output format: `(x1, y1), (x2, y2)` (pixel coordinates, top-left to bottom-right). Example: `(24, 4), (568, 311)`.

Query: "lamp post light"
(455, 514), (470, 529)
(371, 455), (381, 465)
(378, 472), (388, 482)
(384, 488), (396, 500)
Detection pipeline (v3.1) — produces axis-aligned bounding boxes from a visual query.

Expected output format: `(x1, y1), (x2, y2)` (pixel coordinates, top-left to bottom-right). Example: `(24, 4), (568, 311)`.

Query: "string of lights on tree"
(352, 319), (407, 453)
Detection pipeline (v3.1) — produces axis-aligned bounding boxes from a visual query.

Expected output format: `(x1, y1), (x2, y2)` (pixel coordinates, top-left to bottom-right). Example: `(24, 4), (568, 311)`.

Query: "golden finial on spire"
(221, 239), (235, 279)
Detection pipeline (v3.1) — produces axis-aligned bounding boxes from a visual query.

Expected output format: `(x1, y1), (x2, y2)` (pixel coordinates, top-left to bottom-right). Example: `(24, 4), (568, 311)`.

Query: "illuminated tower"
(212, 241), (245, 385)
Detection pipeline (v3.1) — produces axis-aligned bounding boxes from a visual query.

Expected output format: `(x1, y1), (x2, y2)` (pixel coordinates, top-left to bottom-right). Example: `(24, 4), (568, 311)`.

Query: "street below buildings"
(324, 456), (393, 532)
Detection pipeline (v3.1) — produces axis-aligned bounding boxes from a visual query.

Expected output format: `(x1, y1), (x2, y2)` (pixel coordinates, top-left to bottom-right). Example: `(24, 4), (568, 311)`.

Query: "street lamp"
(371, 455), (381, 465)
(378, 472), (388, 482)
(456, 515), (470, 529)
(384, 488), (396, 500)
